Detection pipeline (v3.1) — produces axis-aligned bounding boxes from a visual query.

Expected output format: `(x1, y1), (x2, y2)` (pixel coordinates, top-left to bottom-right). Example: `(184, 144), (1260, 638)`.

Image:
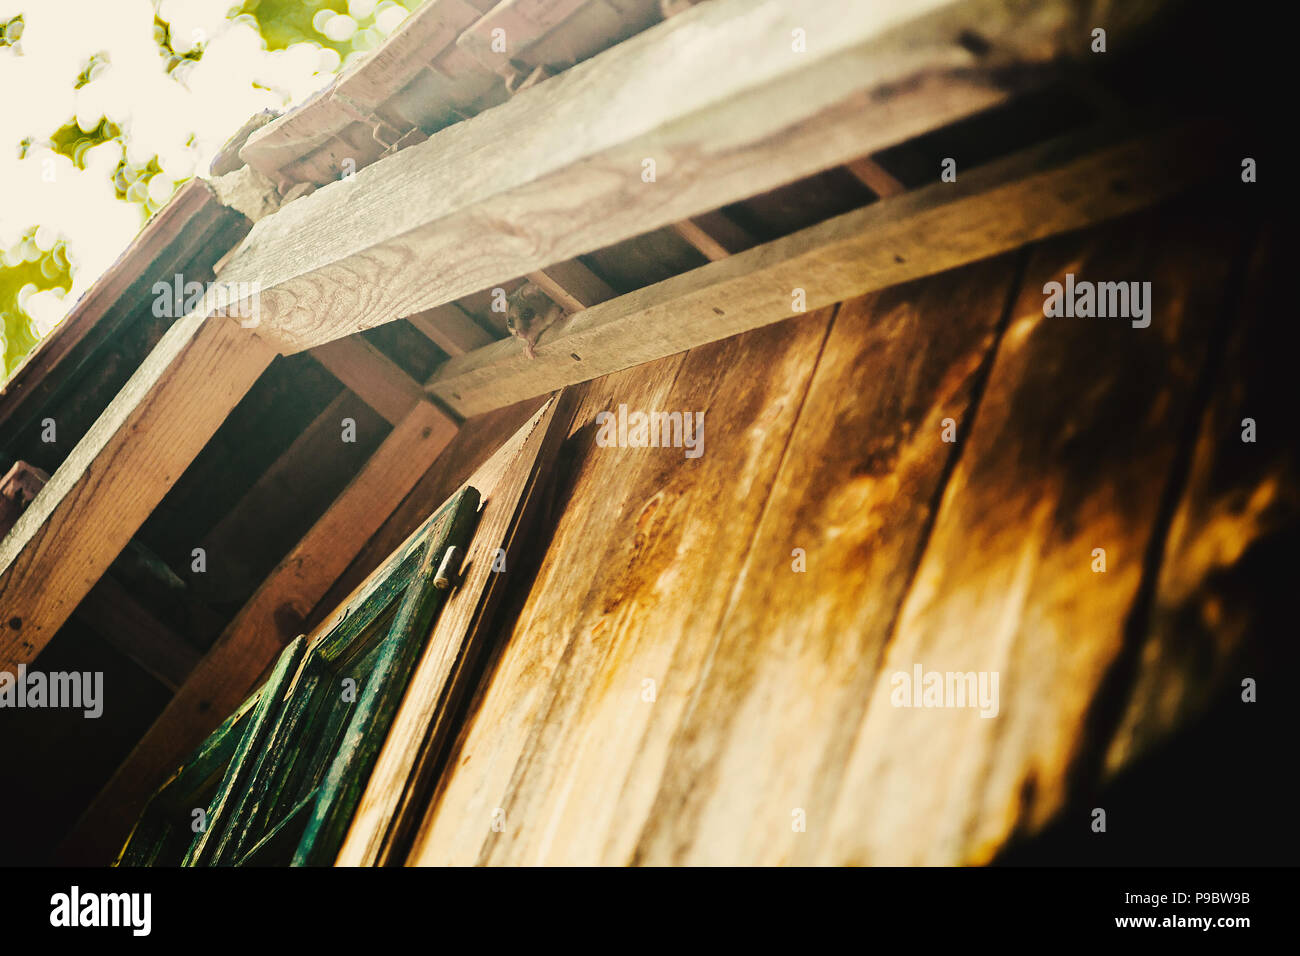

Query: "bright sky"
(0, 0), (407, 341)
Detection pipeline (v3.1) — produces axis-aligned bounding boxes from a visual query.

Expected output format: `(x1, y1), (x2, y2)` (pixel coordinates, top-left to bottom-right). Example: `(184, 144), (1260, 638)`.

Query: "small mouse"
(505, 281), (566, 359)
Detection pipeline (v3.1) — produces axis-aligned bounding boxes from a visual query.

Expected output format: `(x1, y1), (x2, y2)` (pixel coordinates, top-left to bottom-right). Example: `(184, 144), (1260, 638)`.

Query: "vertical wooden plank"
(821, 201), (1241, 864)
(408, 309), (835, 865)
(630, 256), (1017, 865)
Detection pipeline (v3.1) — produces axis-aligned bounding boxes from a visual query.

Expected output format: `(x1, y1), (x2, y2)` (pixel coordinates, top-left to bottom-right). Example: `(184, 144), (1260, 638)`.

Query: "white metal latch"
(433, 545), (464, 590)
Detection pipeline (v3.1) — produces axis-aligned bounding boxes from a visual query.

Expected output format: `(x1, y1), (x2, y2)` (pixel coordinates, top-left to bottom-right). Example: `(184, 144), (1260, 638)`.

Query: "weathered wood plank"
(818, 200), (1239, 864)
(629, 258), (1017, 865)
(311, 396), (548, 626)
(0, 314), (277, 674)
(61, 399), (458, 864)
(426, 122), (1228, 418)
(407, 308), (835, 865)
(338, 392), (574, 865)
(214, 0), (1173, 354)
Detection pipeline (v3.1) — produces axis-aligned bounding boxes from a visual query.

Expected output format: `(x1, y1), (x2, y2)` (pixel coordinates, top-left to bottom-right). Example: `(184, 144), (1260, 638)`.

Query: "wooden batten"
(426, 121), (1227, 419)
(337, 391), (577, 865)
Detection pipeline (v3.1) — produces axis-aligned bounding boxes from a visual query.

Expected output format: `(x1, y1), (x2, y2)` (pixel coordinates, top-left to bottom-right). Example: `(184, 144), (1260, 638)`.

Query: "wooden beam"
(61, 398), (459, 864)
(309, 337), (423, 425)
(425, 121), (1227, 419)
(0, 313), (277, 675)
(845, 157), (906, 198)
(671, 211), (755, 261)
(74, 577), (200, 692)
(525, 260), (615, 312)
(405, 304), (495, 356)
(212, 0), (1172, 354)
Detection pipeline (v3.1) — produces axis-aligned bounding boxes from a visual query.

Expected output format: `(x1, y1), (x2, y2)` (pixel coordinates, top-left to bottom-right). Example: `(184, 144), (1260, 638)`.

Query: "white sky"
(0, 0), (408, 338)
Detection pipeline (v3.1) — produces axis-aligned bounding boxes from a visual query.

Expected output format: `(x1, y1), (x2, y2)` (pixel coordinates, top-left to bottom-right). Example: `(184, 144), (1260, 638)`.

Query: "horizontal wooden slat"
(425, 121), (1227, 418)
(211, 0), (1171, 354)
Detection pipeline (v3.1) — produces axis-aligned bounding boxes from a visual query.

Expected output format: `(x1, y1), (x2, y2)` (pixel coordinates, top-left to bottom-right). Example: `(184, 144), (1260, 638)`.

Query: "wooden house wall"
(398, 195), (1293, 865)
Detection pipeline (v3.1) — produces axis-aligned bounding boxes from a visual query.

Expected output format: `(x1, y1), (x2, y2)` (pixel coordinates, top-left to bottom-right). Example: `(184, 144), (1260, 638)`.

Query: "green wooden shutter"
(114, 485), (481, 867)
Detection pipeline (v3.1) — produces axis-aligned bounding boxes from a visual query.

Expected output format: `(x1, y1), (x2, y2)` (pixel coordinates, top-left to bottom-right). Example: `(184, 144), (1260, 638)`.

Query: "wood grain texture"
(408, 305), (836, 865)
(630, 259), (1016, 865)
(818, 202), (1237, 864)
(404, 197), (1252, 866)
(0, 314), (277, 674)
(237, 0), (489, 185)
(61, 399), (458, 864)
(426, 122), (1228, 418)
(215, 0), (1171, 354)
(338, 393), (574, 865)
